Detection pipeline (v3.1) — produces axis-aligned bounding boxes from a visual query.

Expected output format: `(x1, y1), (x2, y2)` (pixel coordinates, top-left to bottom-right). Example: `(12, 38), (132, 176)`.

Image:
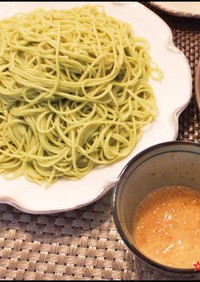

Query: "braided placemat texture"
(1, 2), (200, 280)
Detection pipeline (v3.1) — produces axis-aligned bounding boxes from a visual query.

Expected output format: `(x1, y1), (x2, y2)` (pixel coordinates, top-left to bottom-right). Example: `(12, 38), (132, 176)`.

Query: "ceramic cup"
(112, 141), (200, 274)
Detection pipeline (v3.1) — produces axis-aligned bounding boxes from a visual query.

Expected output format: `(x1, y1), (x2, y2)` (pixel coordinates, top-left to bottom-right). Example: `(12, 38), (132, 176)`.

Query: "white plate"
(150, 2), (200, 18)
(0, 2), (192, 214)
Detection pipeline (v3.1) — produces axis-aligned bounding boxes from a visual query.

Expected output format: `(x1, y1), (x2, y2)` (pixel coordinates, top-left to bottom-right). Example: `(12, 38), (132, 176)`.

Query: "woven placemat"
(1, 2), (200, 280)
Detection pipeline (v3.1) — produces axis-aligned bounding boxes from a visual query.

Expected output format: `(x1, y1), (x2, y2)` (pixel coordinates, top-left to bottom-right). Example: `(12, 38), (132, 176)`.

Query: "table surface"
(1, 2), (200, 280)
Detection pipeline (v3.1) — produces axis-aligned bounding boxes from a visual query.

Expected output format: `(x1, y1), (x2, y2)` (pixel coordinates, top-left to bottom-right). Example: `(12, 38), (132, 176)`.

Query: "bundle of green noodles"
(0, 5), (163, 186)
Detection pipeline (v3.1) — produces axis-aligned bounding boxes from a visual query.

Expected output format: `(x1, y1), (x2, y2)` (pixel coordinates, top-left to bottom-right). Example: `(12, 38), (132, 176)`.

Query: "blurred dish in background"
(195, 58), (200, 111)
(150, 2), (200, 18)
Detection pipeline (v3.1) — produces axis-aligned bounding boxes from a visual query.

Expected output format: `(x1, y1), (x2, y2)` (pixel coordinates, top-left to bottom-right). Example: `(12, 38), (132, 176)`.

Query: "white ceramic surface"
(150, 2), (200, 18)
(0, 2), (192, 214)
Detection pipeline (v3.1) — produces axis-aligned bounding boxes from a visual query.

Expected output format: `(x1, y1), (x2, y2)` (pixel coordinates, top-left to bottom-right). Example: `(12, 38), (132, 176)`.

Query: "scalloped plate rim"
(0, 2), (192, 214)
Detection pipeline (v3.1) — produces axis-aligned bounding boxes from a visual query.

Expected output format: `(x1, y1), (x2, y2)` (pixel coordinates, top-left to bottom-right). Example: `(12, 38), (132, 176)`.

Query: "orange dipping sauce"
(132, 185), (200, 268)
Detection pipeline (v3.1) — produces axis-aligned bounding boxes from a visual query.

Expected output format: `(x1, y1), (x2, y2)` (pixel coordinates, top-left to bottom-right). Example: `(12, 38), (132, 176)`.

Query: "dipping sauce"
(132, 185), (200, 268)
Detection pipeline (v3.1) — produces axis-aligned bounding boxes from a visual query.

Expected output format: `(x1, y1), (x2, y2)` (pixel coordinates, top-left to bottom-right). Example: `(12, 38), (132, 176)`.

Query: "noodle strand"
(0, 5), (163, 186)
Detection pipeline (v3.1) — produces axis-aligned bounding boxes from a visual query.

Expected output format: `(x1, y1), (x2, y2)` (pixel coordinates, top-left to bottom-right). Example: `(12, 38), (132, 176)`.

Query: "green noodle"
(0, 5), (163, 186)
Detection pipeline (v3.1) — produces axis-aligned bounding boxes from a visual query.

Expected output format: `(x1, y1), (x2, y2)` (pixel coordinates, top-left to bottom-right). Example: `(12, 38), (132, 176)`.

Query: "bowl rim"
(112, 140), (200, 274)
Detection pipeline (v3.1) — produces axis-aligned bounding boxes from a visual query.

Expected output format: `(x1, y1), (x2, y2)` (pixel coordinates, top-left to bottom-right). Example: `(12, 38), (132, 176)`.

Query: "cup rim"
(112, 140), (200, 274)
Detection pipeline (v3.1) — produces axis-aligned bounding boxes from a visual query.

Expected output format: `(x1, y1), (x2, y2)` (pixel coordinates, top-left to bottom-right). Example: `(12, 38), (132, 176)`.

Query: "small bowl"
(112, 141), (200, 274)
